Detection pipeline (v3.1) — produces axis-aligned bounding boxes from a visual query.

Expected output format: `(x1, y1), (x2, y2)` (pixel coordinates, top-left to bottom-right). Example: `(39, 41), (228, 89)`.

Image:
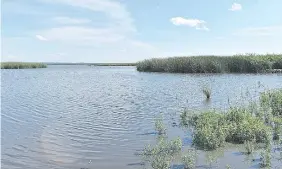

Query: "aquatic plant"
(136, 54), (282, 73)
(1, 62), (47, 69)
(260, 89), (282, 116)
(180, 107), (271, 150)
(181, 149), (197, 169)
(155, 115), (166, 135)
(260, 131), (272, 168)
(244, 139), (255, 155)
(202, 87), (211, 99)
(272, 59), (282, 69)
(226, 164), (232, 169)
(142, 137), (182, 169)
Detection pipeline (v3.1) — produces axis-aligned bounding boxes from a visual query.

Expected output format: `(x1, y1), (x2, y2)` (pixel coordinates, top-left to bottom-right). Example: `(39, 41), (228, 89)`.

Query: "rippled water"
(1, 66), (282, 169)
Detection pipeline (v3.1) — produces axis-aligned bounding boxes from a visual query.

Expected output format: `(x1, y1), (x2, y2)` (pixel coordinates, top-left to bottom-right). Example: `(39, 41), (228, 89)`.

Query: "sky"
(1, 0), (282, 63)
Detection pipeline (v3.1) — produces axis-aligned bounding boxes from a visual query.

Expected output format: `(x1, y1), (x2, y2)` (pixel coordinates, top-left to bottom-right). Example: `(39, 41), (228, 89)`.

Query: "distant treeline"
(1, 62), (47, 69)
(136, 54), (282, 73)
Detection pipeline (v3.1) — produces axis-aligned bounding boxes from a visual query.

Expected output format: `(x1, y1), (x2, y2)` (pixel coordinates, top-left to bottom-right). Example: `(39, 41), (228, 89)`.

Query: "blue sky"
(2, 0), (282, 62)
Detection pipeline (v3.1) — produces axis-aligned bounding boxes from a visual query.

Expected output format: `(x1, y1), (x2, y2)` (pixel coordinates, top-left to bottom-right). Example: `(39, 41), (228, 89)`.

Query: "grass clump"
(180, 108), (271, 151)
(181, 149), (197, 169)
(1, 62), (47, 69)
(155, 115), (166, 135)
(136, 54), (282, 73)
(202, 87), (211, 99)
(260, 131), (272, 168)
(244, 140), (255, 155)
(260, 89), (282, 116)
(142, 137), (182, 169)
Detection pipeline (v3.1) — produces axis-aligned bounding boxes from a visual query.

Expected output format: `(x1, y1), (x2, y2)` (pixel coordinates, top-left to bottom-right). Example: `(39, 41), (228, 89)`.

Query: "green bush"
(225, 108), (270, 143)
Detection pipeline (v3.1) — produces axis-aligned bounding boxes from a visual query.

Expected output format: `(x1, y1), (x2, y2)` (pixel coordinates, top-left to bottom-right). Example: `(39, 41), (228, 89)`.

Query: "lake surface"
(1, 66), (282, 169)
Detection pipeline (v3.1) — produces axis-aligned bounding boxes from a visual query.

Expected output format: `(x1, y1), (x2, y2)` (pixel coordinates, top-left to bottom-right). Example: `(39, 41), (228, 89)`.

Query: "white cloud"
(229, 3), (242, 11)
(41, 0), (135, 32)
(37, 26), (124, 44)
(234, 25), (282, 36)
(53, 17), (92, 24)
(170, 17), (209, 31)
(35, 35), (48, 41)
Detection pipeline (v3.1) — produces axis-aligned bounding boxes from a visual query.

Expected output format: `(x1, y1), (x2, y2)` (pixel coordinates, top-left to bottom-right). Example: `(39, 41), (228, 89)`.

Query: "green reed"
(136, 54), (282, 73)
(1, 62), (47, 69)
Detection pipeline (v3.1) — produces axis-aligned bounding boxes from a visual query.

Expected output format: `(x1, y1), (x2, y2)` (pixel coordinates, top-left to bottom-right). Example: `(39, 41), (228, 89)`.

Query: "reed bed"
(136, 54), (282, 73)
(1, 62), (47, 69)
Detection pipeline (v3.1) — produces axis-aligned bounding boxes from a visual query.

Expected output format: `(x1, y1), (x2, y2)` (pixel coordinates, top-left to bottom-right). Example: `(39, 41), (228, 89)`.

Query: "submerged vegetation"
(136, 54), (282, 73)
(1, 62), (47, 69)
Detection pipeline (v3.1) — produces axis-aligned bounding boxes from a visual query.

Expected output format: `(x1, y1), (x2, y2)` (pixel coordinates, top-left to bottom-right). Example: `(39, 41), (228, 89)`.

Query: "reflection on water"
(1, 66), (282, 169)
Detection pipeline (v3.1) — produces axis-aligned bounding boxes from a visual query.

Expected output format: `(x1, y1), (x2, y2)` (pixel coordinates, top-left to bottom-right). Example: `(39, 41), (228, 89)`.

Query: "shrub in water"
(181, 108), (270, 150)
(142, 137), (182, 169)
(189, 111), (227, 150)
(181, 149), (196, 169)
(225, 108), (270, 143)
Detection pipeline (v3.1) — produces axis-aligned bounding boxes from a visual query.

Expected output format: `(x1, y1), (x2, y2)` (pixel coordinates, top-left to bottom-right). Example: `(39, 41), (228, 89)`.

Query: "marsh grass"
(136, 54), (282, 73)
(142, 137), (182, 169)
(142, 89), (282, 168)
(155, 115), (166, 135)
(260, 89), (282, 116)
(180, 104), (278, 150)
(244, 140), (255, 155)
(202, 87), (211, 99)
(181, 149), (197, 169)
(1, 62), (47, 69)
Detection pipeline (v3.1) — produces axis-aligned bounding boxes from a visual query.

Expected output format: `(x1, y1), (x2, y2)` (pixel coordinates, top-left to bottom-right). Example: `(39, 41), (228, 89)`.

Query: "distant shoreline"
(46, 63), (136, 66)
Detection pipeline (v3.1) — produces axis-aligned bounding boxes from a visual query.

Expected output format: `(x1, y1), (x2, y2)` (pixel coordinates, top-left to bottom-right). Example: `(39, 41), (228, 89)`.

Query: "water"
(1, 66), (282, 169)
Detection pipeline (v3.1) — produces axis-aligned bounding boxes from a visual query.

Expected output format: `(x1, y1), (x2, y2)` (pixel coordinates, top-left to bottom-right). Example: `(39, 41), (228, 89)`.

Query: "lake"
(1, 66), (282, 169)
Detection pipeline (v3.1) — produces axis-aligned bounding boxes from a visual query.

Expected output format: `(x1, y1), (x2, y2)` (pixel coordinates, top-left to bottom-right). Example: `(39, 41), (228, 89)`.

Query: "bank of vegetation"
(1, 62), (47, 69)
(137, 54), (282, 73)
(141, 88), (282, 169)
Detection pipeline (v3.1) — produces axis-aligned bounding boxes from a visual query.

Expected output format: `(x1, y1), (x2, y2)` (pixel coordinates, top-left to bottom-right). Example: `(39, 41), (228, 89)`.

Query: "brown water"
(1, 66), (282, 169)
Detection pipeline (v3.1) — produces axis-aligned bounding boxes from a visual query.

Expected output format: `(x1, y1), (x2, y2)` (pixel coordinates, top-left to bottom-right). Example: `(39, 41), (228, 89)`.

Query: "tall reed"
(1, 62), (47, 69)
(136, 54), (282, 73)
